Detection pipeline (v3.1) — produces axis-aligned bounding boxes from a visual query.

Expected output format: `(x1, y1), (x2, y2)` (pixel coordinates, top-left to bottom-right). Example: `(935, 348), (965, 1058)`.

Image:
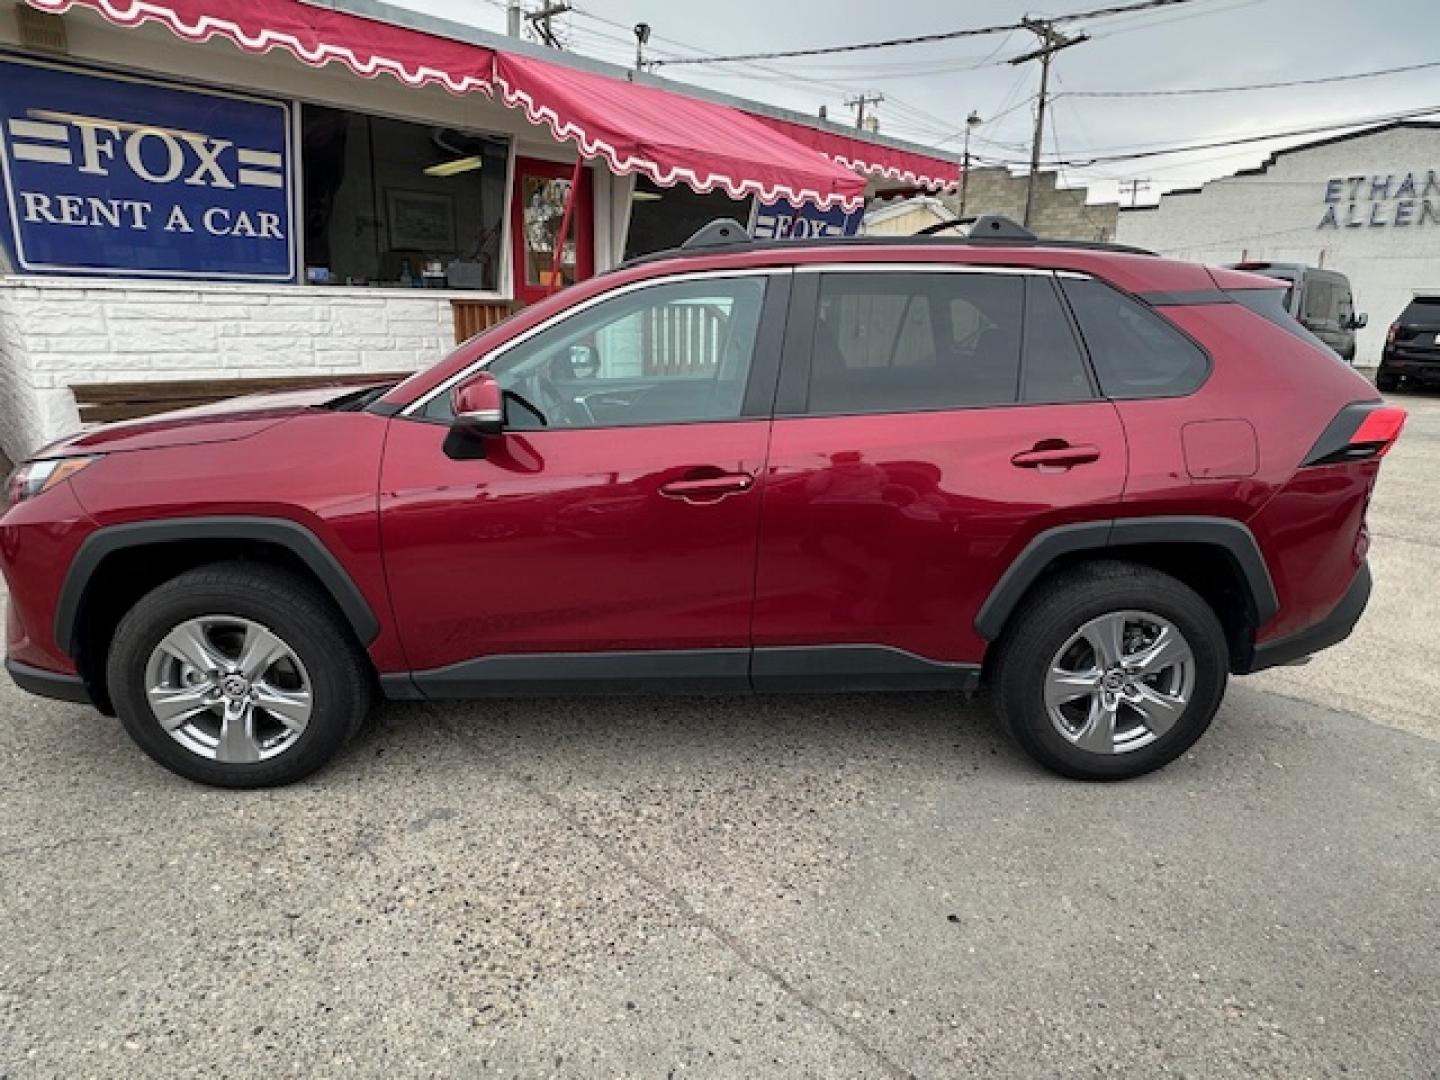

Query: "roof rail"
(918, 214), (1036, 240)
(681, 218), (752, 250)
(619, 216), (1154, 270)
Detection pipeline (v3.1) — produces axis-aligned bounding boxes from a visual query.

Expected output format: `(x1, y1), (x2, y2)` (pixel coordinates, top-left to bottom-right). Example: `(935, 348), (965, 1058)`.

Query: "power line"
(1084, 0), (1263, 41)
(1047, 104), (1440, 166)
(1048, 0), (1208, 20)
(1064, 58), (1440, 98)
(650, 0), (1204, 68)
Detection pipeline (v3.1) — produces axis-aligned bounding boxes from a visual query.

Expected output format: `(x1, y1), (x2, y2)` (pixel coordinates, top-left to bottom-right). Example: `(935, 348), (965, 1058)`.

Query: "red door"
(511, 157), (594, 308)
(378, 271), (783, 684)
(751, 270), (1127, 669)
(753, 405), (1127, 666)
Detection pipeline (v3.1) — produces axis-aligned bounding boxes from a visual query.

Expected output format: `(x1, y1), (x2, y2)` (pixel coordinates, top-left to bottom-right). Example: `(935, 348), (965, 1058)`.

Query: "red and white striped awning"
(25, 0), (497, 93)
(492, 52), (865, 211)
(753, 114), (963, 193)
(21, 0), (955, 210)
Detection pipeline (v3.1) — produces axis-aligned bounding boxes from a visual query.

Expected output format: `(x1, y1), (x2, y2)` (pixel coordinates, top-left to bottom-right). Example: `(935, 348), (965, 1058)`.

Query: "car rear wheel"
(993, 561), (1228, 781)
(1375, 367), (1400, 392)
(107, 562), (374, 788)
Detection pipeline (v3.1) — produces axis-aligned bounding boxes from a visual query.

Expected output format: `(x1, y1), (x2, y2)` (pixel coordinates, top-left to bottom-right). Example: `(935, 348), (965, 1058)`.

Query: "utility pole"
(526, 1), (571, 48)
(1009, 18), (1087, 228)
(844, 92), (884, 131)
(959, 110), (981, 218)
(1118, 179), (1152, 207)
(506, 1), (521, 37)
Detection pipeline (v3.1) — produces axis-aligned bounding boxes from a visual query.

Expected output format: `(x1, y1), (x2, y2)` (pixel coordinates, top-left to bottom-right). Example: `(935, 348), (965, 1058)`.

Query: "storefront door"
(511, 157), (595, 307)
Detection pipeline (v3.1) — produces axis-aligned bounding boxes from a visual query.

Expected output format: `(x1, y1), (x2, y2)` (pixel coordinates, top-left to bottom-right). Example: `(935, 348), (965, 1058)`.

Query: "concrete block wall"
(0, 281), (457, 461)
(948, 168), (1119, 242)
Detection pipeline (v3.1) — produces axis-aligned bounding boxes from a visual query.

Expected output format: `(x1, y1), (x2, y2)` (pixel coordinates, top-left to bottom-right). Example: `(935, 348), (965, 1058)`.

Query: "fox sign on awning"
(0, 54), (294, 281)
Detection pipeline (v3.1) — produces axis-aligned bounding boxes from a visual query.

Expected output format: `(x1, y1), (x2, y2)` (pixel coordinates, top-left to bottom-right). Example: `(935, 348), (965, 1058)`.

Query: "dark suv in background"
(1379, 294), (1440, 390)
(3, 218), (1403, 788)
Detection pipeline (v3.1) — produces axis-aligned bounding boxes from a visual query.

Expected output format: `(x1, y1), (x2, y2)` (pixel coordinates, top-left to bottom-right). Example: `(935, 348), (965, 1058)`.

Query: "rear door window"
(805, 271), (1023, 414)
(1059, 277), (1209, 399)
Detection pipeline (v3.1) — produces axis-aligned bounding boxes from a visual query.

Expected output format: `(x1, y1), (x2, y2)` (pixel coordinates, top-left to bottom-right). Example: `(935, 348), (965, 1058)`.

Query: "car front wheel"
(106, 562), (374, 788)
(993, 561), (1229, 781)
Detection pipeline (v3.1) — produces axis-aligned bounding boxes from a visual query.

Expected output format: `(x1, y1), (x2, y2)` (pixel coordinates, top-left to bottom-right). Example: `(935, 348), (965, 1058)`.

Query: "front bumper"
(1244, 562), (1371, 674)
(5, 658), (92, 705)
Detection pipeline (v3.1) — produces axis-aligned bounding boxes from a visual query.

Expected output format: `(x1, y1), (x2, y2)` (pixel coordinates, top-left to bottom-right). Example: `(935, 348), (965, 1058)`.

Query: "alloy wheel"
(143, 616), (313, 764)
(1043, 609), (1195, 755)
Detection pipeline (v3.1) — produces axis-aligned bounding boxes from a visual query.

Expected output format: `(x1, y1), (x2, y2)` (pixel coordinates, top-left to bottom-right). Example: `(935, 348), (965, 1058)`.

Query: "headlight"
(3, 456), (102, 510)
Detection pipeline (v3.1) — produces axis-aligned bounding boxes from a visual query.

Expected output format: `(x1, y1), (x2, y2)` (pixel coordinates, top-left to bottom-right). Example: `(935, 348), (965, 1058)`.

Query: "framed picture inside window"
(386, 189), (456, 251)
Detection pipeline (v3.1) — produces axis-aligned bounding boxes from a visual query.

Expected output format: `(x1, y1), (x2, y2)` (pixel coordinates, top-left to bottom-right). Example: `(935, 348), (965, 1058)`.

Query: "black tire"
(1375, 367), (1400, 392)
(106, 562), (375, 788)
(993, 560), (1228, 781)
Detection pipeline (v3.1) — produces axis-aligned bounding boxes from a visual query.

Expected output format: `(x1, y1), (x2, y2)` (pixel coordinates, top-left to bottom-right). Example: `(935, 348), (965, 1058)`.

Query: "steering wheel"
(535, 374), (589, 427)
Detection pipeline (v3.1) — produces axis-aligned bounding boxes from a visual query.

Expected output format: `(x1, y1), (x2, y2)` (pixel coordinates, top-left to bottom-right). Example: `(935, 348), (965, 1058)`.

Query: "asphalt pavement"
(2, 393), (1437, 1079)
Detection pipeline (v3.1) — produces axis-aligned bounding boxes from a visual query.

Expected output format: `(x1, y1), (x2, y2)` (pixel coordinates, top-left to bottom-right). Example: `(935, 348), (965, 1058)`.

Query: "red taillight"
(1302, 403), (1407, 467)
(1350, 405), (1407, 457)
(1386, 321), (1400, 344)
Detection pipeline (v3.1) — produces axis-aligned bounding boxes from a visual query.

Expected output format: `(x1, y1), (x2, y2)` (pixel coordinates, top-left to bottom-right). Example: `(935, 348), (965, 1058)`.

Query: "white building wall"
(1116, 125), (1440, 367)
(0, 281), (452, 461)
(0, 286), (43, 462)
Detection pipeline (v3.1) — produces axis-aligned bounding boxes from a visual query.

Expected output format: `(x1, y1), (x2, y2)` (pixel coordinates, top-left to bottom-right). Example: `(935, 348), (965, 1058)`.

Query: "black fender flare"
(56, 516), (381, 657)
(973, 516), (1278, 641)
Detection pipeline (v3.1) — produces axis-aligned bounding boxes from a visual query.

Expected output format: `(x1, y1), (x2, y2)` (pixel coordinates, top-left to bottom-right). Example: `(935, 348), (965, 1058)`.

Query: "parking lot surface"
(2, 393), (1437, 1079)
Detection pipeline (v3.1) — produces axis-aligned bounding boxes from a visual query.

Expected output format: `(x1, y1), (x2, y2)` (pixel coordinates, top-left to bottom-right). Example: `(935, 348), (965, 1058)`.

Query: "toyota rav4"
(1, 217), (1404, 788)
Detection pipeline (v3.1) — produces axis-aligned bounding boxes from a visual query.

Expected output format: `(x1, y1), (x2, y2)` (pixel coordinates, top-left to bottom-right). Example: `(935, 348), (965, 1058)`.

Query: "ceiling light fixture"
(424, 155), (482, 177)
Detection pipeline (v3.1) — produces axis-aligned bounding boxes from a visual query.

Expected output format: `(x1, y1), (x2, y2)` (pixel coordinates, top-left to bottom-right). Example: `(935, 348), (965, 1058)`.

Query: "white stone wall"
(1116, 125), (1440, 367)
(0, 286), (41, 462)
(0, 280), (454, 461)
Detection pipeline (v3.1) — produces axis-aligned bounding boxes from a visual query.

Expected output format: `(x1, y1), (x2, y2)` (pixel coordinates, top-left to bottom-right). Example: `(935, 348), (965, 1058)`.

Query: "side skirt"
(380, 646), (981, 700)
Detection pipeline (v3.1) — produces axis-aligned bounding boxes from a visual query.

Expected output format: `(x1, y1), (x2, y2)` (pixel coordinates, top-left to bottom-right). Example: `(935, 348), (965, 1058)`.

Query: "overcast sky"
(393, 0), (1439, 205)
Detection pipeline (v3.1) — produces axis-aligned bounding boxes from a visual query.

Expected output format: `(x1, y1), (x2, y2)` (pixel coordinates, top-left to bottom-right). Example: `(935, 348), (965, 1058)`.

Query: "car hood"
(34, 384), (388, 458)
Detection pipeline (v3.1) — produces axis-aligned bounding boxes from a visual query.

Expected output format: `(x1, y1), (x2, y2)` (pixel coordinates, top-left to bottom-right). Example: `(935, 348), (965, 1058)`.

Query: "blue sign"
(0, 55), (294, 281)
(749, 196), (863, 240)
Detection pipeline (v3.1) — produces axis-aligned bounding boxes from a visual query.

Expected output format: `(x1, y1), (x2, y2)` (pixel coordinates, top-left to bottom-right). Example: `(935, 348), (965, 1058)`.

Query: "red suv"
(2, 217), (1404, 788)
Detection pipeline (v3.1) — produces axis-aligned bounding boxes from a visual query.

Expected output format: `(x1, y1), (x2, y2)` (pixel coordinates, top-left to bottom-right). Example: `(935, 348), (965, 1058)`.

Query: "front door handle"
(660, 471), (755, 503)
(1011, 442), (1101, 470)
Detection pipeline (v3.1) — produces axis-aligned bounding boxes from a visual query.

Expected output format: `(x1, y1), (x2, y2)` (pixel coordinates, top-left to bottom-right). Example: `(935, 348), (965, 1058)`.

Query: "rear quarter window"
(1229, 287), (1337, 357)
(1058, 277), (1209, 399)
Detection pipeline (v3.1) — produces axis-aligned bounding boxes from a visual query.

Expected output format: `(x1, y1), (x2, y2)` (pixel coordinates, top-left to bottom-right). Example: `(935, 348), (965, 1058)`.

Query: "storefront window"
(623, 177), (754, 259)
(301, 105), (508, 290)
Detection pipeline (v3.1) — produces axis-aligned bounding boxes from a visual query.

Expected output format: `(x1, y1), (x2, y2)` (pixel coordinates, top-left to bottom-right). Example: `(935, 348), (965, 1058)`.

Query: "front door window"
(425, 275), (770, 428)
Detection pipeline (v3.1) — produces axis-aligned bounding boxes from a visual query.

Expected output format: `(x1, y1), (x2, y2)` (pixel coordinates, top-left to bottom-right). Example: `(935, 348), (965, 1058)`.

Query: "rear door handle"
(1011, 443), (1101, 470)
(659, 471), (755, 503)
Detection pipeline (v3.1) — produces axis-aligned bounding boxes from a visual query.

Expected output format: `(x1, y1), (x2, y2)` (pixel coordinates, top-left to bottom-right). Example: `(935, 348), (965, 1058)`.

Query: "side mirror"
(450, 371), (504, 437)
